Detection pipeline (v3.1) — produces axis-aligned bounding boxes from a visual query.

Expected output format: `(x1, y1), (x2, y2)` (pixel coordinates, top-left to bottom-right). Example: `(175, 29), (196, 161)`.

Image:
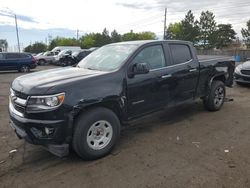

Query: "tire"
(38, 59), (46, 65)
(203, 80), (225, 111)
(73, 107), (121, 160)
(19, 65), (30, 73)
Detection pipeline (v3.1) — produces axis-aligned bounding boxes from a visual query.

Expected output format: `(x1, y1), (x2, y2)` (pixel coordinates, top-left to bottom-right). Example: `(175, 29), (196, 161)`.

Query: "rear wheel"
(73, 107), (120, 160)
(38, 59), (46, 65)
(19, 65), (30, 73)
(203, 80), (225, 111)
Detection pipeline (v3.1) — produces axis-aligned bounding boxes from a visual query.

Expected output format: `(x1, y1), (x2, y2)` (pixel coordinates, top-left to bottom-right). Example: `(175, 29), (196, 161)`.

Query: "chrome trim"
(150, 59), (193, 72)
(189, 68), (197, 72)
(161, 74), (172, 79)
(28, 92), (65, 99)
(9, 100), (24, 117)
(199, 57), (233, 63)
(132, 100), (145, 105)
(15, 97), (27, 106)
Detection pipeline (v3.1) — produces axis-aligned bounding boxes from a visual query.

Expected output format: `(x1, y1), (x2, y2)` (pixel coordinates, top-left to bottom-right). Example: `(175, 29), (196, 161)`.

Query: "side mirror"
(129, 63), (150, 78)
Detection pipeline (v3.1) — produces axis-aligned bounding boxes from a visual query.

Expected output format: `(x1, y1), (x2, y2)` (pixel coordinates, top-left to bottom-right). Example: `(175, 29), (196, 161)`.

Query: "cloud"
(0, 9), (38, 23)
(116, 2), (161, 10)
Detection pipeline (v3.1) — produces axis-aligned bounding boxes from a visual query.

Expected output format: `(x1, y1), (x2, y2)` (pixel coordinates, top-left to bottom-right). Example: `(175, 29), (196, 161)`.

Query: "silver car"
(35, 51), (57, 65)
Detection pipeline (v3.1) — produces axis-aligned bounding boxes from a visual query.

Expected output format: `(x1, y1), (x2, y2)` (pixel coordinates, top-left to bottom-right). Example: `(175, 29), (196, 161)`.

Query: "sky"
(0, 0), (250, 51)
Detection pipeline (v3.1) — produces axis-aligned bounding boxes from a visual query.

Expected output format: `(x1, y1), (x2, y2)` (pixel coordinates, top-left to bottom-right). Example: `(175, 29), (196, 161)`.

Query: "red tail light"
(32, 56), (36, 64)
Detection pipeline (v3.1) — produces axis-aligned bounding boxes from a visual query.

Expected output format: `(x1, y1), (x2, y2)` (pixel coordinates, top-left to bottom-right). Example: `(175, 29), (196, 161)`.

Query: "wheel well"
(73, 101), (122, 125)
(212, 75), (226, 83)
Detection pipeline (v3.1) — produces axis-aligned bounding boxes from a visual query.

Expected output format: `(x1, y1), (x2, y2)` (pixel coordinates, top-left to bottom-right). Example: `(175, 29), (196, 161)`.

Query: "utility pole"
(14, 14), (20, 52)
(76, 29), (79, 40)
(163, 8), (167, 40)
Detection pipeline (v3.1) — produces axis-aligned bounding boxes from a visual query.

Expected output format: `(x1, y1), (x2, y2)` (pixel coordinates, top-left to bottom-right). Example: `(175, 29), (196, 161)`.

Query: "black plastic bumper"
(234, 73), (250, 83)
(9, 108), (70, 157)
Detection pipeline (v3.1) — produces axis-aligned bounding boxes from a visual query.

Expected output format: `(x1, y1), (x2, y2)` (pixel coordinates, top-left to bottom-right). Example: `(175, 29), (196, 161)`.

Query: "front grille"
(13, 103), (25, 114)
(10, 88), (28, 115)
(241, 70), (250, 75)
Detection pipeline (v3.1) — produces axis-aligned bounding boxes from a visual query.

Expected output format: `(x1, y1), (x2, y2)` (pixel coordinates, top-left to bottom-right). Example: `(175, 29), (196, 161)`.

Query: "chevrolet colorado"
(9, 40), (235, 160)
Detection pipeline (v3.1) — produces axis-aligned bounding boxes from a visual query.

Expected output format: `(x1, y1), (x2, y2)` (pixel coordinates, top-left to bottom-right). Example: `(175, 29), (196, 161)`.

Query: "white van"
(51, 46), (81, 54)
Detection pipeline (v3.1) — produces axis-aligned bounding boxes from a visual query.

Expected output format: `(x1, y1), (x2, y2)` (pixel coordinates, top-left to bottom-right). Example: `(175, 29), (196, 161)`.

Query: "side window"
(132, 45), (166, 70)
(6, 53), (19, 59)
(169, 44), (192, 65)
(19, 53), (29, 58)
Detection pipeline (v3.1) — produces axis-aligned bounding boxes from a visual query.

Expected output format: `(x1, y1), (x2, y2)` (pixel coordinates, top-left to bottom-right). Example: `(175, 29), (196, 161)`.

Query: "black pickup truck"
(9, 40), (235, 160)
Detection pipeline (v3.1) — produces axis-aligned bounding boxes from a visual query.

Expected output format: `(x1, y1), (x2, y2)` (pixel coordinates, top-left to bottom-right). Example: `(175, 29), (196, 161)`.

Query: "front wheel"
(73, 107), (120, 160)
(203, 80), (225, 111)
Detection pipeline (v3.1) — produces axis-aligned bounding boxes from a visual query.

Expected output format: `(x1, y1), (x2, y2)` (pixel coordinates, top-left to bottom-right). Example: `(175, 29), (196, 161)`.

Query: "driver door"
(126, 44), (170, 118)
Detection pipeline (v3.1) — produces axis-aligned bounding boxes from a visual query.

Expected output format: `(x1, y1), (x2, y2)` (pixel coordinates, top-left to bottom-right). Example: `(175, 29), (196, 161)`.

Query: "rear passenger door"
(5, 53), (21, 70)
(166, 43), (199, 104)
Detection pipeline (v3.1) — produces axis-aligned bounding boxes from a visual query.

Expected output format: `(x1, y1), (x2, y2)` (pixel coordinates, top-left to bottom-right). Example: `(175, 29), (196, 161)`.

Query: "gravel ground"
(0, 65), (250, 188)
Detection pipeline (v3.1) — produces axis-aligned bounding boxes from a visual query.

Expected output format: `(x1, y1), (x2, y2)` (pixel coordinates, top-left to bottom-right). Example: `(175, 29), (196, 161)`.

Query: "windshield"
(36, 52), (44, 56)
(43, 51), (51, 56)
(78, 44), (137, 71)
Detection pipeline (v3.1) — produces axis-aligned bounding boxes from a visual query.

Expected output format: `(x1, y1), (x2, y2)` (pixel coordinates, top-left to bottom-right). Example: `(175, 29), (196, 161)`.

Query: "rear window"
(169, 44), (192, 65)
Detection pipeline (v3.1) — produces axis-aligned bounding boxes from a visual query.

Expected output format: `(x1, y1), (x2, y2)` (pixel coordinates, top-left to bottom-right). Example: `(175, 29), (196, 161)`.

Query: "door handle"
(189, 68), (197, 72)
(161, 74), (172, 79)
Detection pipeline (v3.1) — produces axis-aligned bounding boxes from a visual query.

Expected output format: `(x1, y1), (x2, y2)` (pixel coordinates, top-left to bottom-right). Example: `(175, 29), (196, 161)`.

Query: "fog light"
(31, 127), (46, 138)
(45, 127), (55, 135)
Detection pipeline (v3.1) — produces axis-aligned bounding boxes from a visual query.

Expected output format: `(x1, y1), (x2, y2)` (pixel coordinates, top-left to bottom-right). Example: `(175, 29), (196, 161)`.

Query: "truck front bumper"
(9, 102), (70, 157)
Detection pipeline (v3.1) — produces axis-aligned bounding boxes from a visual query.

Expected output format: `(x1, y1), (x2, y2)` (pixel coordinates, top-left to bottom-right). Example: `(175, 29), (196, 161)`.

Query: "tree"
(166, 10), (199, 43)
(122, 30), (139, 41)
(198, 11), (217, 49)
(137, 31), (156, 40)
(111, 30), (122, 43)
(48, 37), (80, 50)
(181, 10), (199, 43)
(80, 33), (96, 48)
(101, 28), (111, 45)
(241, 20), (250, 48)
(24, 42), (47, 53)
(213, 24), (236, 49)
(167, 22), (183, 40)
(0, 39), (8, 52)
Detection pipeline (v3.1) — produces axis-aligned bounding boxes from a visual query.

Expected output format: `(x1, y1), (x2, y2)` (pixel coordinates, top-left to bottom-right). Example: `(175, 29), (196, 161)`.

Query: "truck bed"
(198, 55), (234, 62)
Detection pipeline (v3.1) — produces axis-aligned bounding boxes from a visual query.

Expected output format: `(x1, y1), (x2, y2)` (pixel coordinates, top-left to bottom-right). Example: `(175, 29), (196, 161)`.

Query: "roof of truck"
(108, 40), (192, 46)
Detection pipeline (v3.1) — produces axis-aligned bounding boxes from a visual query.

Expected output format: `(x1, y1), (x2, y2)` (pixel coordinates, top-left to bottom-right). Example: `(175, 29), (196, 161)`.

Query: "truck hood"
(12, 67), (107, 94)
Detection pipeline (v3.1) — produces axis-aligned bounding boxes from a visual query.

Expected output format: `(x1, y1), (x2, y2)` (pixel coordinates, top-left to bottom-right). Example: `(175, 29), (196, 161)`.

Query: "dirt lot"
(0, 65), (250, 188)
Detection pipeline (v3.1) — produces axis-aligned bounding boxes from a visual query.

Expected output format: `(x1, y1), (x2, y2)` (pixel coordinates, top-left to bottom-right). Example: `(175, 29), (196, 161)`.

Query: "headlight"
(235, 66), (241, 74)
(26, 93), (65, 113)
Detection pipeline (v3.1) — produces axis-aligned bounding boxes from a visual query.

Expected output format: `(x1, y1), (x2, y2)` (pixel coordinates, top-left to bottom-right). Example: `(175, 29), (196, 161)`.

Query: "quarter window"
(169, 44), (192, 65)
(132, 45), (166, 70)
(0, 53), (4, 60)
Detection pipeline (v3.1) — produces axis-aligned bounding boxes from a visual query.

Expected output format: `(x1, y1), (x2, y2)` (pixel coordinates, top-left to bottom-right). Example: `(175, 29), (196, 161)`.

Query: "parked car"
(234, 61), (250, 84)
(0, 52), (36, 72)
(35, 51), (56, 65)
(9, 40), (234, 160)
(51, 46), (81, 54)
(59, 49), (93, 66)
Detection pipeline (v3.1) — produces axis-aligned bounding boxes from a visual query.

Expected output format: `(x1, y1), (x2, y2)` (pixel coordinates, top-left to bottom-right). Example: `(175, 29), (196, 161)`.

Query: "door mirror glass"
(132, 63), (150, 75)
